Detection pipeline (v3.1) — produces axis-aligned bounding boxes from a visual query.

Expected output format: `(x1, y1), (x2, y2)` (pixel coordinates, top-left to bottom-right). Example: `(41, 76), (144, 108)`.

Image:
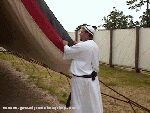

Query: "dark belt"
(73, 71), (97, 81)
(66, 71), (97, 108)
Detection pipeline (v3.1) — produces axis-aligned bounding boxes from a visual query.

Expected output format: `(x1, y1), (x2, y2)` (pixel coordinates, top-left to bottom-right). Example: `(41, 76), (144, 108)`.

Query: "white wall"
(69, 28), (150, 71)
(94, 30), (110, 64)
(112, 29), (136, 67)
(68, 32), (75, 41)
(139, 28), (150, 70)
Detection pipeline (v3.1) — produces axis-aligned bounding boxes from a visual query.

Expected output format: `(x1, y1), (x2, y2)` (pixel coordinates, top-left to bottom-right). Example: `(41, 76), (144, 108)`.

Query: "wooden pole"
(135, 27), (140, 73)
(75, 30), (78, 42)
(109, 29), (113, 67)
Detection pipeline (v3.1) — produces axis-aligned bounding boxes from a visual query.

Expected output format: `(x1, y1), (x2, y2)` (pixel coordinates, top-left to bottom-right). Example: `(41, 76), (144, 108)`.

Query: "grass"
(99, 65), (150, 113)
(99, 65), (150, 87)
(0, 52), (150, 112)
(0, 52), (70, 104)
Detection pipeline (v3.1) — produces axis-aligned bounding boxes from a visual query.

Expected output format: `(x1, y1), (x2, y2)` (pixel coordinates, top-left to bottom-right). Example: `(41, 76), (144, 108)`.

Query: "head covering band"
(83, 25), (95, 35)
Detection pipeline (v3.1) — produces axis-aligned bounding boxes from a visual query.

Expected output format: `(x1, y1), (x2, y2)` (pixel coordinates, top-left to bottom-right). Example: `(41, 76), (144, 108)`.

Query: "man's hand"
(73, 41), (78, 45)
(63, 40), (68, 46)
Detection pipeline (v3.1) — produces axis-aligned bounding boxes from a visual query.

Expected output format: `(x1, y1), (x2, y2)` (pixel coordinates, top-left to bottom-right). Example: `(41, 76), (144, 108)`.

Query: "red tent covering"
(0, 0), (73, 75)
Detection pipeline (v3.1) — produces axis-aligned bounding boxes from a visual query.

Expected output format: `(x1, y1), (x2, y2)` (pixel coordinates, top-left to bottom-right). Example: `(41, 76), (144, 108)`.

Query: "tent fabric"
(0, 0), (71, 75)
(22, 0), (64, 51)
(34, 0), (74, 46)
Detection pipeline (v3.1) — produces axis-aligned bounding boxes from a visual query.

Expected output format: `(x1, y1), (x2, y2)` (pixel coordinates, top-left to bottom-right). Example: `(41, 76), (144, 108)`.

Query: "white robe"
(64, 40), (103, 113)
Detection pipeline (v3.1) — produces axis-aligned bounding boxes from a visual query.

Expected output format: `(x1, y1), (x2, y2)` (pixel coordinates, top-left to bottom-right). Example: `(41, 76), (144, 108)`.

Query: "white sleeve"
(91, 48), (100, 72)
(63, 43), (83, 60)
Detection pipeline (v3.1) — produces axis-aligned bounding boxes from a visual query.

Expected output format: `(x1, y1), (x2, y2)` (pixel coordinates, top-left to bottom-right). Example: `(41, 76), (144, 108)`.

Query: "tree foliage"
(140, 9), (150, 27)
(126, 0), (149, 10)
(126, 0), (150, 27)
(102, 7), (137, 29)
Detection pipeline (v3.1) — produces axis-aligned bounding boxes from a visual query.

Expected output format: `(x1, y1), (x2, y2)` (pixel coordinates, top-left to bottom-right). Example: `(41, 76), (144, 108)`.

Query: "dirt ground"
(0, 61), (69, 113)
(0, 60), (149, 113)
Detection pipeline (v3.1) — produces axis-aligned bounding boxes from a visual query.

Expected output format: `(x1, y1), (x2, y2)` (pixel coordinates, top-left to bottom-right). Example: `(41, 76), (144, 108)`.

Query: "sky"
(44, 0), (146, 32)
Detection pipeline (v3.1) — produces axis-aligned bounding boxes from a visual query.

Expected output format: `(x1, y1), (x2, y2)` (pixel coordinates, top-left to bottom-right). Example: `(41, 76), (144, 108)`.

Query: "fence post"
(135, 27), (140, 73)
(109, 29), (113, 67)
(75, 30), (78, 42)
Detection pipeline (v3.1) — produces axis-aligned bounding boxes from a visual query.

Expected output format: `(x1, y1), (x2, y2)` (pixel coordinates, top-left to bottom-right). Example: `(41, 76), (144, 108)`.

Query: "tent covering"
(0, 0), (73, 75)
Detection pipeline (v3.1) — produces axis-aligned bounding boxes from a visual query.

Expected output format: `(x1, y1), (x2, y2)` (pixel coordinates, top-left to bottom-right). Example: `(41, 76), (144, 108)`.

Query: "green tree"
(139, 9), (150, 27)
(126, 0), (150, 27)
(102, 7), (136, 29)
(126, 0), (149, 10)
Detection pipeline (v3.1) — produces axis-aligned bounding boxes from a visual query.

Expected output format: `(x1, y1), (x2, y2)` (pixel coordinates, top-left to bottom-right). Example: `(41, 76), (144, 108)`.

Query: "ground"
(0, 61), (69, 113)
(0, 57), (150, 113)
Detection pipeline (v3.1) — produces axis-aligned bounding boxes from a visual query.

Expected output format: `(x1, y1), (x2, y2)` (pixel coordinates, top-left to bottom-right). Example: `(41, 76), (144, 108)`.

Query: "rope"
(0, 51), (150, 113)
(99, 80), (150, 112)
(61, 72), (150, 113)
(46, 68), (52, 77)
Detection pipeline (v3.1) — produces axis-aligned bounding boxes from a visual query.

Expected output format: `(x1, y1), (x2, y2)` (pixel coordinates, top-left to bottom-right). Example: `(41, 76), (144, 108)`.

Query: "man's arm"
(63, 40), (83, 60)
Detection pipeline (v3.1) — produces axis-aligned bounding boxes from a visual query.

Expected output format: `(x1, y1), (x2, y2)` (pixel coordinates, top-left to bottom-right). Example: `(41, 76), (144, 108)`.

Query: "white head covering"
(83, 25), (95, 35)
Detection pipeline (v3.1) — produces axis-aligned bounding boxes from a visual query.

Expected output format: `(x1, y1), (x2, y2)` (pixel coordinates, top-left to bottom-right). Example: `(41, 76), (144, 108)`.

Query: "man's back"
(64, 40), (99, 76)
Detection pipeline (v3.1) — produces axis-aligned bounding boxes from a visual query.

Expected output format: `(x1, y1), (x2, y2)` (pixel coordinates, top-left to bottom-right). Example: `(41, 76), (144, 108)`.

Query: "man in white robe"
(63, 25), (103, 113)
